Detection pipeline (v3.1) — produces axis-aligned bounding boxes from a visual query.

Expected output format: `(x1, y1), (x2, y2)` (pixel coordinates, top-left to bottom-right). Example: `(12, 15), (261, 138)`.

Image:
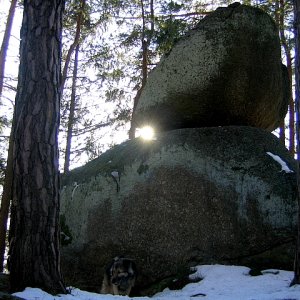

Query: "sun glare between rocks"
(138, 126), (155, 140)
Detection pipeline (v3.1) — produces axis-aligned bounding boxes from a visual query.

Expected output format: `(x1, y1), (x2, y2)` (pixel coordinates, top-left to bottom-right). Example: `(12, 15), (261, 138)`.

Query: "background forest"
(0, 0), (296, 179)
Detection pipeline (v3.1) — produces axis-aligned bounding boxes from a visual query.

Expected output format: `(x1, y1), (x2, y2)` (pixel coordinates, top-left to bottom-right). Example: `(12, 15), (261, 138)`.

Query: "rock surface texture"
(132, 3), (289, 132)
(60, 127), (297, 293)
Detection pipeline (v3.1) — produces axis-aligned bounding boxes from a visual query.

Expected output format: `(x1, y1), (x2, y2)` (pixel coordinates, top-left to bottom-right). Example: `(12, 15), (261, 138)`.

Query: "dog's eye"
(111, 278), (117, 284)
(126, 273), (134, 279)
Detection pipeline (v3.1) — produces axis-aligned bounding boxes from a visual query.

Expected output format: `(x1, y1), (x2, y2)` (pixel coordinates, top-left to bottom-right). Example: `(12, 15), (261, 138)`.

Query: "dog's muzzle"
(112, 274), (133, 291)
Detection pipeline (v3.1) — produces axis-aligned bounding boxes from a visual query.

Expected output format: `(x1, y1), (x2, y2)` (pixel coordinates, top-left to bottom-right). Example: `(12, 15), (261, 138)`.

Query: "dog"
(101, 256), (137, 296)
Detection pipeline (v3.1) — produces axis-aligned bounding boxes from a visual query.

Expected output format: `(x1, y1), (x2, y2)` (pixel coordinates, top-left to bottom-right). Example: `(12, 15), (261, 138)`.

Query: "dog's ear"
(130, 260), (137, 276)
(106, 256), (122, 278)
(105, 259), (116, 279)
(122, 258), (137, 277)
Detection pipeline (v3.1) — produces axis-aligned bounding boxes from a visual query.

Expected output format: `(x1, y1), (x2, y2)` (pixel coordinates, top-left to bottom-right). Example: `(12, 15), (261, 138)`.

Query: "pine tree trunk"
(64, 43), (80, 173)
(292, 0), (300, 286)
(9, 0), (66, 294)
(0, 0), (17, 97)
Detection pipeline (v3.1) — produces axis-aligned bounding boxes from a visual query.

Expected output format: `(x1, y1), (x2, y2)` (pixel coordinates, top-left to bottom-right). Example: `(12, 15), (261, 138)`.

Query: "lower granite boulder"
(60, 126), (297, 294)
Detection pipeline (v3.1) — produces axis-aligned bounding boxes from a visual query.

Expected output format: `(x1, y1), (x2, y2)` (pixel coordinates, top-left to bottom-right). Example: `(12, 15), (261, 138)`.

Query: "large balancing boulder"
(60, 127), (297, 293)
(133, 3), (289, 132)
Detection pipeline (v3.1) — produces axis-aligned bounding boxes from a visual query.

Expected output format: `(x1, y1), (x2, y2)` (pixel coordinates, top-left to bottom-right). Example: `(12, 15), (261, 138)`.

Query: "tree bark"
(0, 0), (17, 97)
(9, 0), (66, 294)
(291, 0), (300, 286)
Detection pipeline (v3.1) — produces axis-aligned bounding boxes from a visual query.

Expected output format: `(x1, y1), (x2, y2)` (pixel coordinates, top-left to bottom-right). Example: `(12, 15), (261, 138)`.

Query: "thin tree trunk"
(60, 0), (85, 96)
(0, 0), (18, 274)
(129, 0), (155, 139)
(0, 0), (17, 97)
(291, 0), (300, 286)
(62, 0), (85, 172)
(279, 118), (286, 144)
(129, 88), (143, 139)
(0, 123), (14, 272)
(288, 71), (295, 154)
(275, 0), (289, 147)
(9, 0), (66, 294)
(279, 0), (295, 155)
(64, 43), (79, 173)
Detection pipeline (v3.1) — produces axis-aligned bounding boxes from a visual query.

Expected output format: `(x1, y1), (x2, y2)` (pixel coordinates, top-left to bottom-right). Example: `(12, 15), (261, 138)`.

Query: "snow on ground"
(13, 265), (300, 300)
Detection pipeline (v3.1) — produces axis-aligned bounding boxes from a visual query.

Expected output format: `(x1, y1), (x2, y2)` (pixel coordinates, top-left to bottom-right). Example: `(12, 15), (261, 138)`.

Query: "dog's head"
(106, 256), (137, 295)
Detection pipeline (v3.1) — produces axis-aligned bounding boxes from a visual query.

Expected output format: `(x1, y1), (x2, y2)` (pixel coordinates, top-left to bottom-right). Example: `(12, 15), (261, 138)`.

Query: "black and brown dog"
(101, 256), (137, 296)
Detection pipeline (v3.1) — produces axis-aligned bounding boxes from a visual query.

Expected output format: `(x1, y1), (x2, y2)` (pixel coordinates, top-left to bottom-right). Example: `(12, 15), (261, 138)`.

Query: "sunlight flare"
(139, 126), (155, 140)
